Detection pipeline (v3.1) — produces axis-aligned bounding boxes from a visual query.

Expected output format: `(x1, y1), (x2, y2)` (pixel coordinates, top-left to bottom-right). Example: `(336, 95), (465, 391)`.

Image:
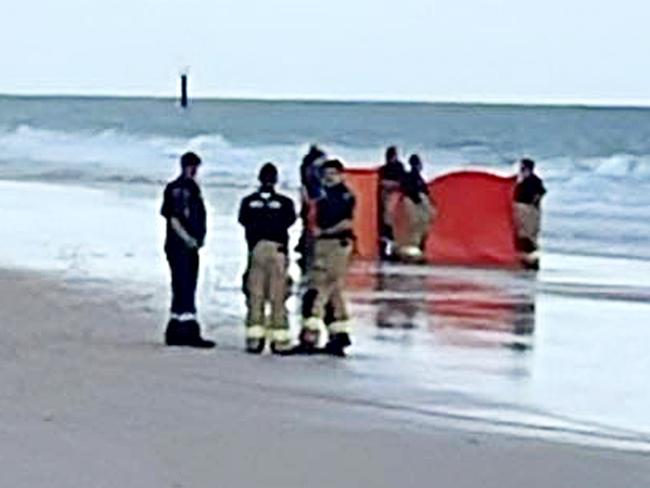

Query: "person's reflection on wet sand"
(370, 266), (537, 351)
(374, 268), (426, 330)
(510, 300), (536, 351)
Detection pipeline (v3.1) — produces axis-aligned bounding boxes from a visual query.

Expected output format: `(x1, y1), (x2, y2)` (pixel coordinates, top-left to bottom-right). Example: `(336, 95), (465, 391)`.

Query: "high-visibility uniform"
(238, 189), (296, 350)
(514, 203), (541, 251)
(301, 183), (356, 343)
(378, 161), (406, 258)
(513, 174), (546, 252)
(394, 170), (434, 261)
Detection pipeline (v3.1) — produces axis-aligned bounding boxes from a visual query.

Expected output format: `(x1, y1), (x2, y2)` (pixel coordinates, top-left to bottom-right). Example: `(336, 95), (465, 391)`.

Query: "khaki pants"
(395, 196), (433, 252)
(246, 240), (290, 344)
(303, 238), (352, 335)
(514, 203), (541, 251)
(380, 187), (403, 240)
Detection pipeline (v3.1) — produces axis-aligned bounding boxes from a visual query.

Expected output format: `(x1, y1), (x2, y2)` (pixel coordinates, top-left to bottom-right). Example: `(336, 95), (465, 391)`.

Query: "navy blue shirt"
(401, 170), (430, 204)
(316, 183), (356, 239)
(161, 176), (206, 252)
(238, 189), (297, 251)
(379, 161), (406, 183)
(514, 174), (546, 207)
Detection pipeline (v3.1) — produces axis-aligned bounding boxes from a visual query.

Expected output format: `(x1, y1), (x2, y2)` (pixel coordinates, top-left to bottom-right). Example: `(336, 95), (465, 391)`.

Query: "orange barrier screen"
(344, 168), (520, 267)
(344, 168), (380, 259)
(424, 171), (519, 267)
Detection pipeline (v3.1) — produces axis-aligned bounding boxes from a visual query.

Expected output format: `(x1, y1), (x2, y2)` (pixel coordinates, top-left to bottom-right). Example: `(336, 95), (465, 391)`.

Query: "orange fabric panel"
(424, 171), (519, 267)
(344, 167), (519, 267)
(344, 168), (380, 259)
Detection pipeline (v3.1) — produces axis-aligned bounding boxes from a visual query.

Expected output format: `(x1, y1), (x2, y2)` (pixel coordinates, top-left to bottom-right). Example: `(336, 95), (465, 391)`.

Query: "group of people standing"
(159, 146), (546, 353)
(160, 150), (357, 356)
(377, 146), (435, 262)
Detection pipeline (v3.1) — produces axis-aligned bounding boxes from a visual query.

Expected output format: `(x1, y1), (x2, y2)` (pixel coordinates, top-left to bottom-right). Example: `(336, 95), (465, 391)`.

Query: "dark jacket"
(238, 189), (297, 252)
(316, 183), (356, 240)
(161, 176), (207, 252)
(514, 174), (546, 207)
(401, 170), (430, 204)
(379, 161), (406, 183)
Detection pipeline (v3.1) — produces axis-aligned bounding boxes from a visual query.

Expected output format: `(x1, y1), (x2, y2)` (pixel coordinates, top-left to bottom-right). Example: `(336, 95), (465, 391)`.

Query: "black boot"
(165, 320), (215, 349)
(246, 338), (266, 354)
(324, 333), (351, 357)
(291, 328), (319, 355)
(270, 340), (294, 356)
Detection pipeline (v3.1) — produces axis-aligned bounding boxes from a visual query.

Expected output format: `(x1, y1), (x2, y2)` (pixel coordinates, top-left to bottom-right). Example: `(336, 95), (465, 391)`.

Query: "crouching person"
(299, 159), (355, 357)
(160, 152), (215, 348)
(238, 163), (297, 354)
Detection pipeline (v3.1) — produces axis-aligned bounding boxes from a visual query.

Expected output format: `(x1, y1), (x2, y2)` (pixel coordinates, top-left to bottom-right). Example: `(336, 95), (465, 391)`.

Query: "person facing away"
(299, 159), (356, 357)
(296, 145), (327, 273)
(238, 163), (297, 354)
(393, 154), (434, 262)
(300, 144), (327, 199)
(378, 146), (407, 259)
(160, 152), (215, 348)
(513, 158), (547, 259)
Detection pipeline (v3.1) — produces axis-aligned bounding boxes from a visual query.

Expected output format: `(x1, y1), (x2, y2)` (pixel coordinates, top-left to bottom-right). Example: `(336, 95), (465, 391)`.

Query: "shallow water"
(3, 96), (650, 261)
(1, 96), (649, 450)
(1, 180), (648, 451)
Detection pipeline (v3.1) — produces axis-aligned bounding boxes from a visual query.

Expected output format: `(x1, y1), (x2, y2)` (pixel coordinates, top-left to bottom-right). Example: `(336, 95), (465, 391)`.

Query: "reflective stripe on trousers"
(304, 238), (352, 325)
(246, 240), (289, 335)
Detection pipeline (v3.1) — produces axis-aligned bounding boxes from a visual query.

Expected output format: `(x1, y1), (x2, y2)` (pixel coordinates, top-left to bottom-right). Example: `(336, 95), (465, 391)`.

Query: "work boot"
(324, 332), (351, 357)
(246, 338), (266, 355)
(292, 328), (319, 355)
(165, 319), (215, 349)
(270, 341), (294, 356)
(269, 328), (293, 356)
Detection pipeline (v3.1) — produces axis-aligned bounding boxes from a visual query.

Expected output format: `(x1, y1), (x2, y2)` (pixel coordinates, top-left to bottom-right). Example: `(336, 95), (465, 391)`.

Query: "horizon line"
(1, 90), (650, 110)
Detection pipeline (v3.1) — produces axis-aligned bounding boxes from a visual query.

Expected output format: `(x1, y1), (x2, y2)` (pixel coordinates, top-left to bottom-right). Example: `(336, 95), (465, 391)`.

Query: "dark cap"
(180, 152), (202, 168)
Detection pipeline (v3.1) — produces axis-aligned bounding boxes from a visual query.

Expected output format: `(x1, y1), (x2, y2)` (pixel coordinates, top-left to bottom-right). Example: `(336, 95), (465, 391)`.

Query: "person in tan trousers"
(513, 158), (547, 269)
(238, 163), (296, 354)
(298, 159), (356, 357)
(394, 154), (435, 263)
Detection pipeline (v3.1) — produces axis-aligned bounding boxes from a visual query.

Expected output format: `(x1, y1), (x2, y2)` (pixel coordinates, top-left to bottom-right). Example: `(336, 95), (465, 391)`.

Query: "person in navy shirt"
(160, 152), (214, 348)
(238, 163), (296, 354)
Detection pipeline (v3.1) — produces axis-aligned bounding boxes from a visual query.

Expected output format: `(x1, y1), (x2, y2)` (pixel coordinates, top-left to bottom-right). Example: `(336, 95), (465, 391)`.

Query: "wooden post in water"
(180, 73), (189, 108)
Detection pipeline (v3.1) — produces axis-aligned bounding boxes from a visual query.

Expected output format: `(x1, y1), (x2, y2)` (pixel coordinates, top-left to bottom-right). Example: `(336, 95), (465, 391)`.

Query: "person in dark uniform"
(393, 154), (434, 262)
(238, 163), (297, 354)
(160, 152), (215, 348)
(296, 145), (327, 273)
(378, 146), (406, 259)
(513, 158), (547, 255)
(299, 159), (356, 357)
(300, 145), (327, 196)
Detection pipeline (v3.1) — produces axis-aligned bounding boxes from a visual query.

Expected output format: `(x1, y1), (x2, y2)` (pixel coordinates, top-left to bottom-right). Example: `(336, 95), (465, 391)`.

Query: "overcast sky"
(2, 0), (649, 104)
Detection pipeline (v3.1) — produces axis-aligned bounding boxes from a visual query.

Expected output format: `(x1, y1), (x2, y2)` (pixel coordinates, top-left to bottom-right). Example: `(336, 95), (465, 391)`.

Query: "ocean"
(0, 95), (649, 450)
(2, 96), (650, 260)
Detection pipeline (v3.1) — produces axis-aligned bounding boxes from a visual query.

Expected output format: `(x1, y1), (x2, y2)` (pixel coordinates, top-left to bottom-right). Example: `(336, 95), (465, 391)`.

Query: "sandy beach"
(2, 98), (650, 487)
(1, 269), (648, 488)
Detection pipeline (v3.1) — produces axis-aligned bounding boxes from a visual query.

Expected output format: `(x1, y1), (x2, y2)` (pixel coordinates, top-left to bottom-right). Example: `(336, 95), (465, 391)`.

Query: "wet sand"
(1, 269), (648, 488)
